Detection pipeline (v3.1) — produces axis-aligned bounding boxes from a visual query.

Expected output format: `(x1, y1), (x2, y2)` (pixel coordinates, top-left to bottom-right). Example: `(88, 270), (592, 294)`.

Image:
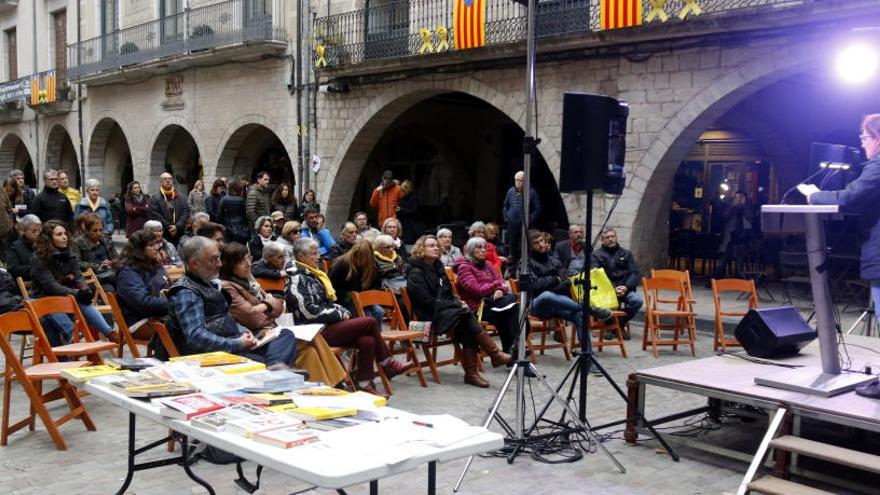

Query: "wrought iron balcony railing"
(313, 0), (808, 68)
(67, 0), (287, 80)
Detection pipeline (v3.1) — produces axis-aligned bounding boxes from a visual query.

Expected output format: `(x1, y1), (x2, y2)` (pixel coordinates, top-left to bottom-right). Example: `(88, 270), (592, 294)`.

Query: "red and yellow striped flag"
(454, 0), (485, 50)
(601, 0), (642, 30)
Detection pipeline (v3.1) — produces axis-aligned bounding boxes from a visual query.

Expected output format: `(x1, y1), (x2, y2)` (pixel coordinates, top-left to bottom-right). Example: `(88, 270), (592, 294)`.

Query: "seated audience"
(179, 212), (211, 246)
(271, 211), (286, 237)
(381, 217), (409, 259)
(406, 235), (511, 388)
(7, 214), (41, 281)
(73, 213), (118, 290)
(590, 227), (642, 331)
(328, 239), (384, 320)
(353, 211), (381, 242)
(301, 206), (336, 256)
(166, 236), (296, 369)
(249, 215), (276, 261)
(454, 237), (520, 354)
(277, 220), (302, 261)
(485, 222), (505, 256)
(437, 228), (462, 268)
(114, 230), (170, 326)
(196, 222), (226, 249)
(31, 220), (116, 345)
(219, 242), (346, 386)
(468, 221), (503, 273)
(252, 240), (287, 280)
(287, 237), (412, 396)
(326, 221), (357, 261)
(372, 234), (407, 292)
(145, 220), (182, 266)
(554, 224), (586, 276)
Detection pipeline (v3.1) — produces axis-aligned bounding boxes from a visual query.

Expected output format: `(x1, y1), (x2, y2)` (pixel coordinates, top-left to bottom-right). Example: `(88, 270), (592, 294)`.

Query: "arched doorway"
(150, 125), (201, 196)
(88, 118), (132, 196)
(0, 133), (36, 187)
(45, 125), (81, 188)
(350, 92), (568, 239)
(216, 124), (294, 186)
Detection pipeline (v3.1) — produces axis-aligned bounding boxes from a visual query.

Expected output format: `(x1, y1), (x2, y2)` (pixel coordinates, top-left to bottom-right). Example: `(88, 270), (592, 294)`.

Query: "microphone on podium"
(780, 168), (829, 204)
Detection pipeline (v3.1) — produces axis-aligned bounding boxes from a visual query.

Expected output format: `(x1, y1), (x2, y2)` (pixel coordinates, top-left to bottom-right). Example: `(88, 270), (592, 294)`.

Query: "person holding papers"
(287, 237), (414, 397)
(219, 242), (346, 386)
(804, 114), (880, 313)
(454, 236), (520, 355)
(167, 236), (296, 370)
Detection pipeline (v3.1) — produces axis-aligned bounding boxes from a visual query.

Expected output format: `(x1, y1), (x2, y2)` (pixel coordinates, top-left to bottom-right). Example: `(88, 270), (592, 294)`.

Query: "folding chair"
(106, 292), (176, 359)
(255, 277), (286, 295)
(25, 296), (117, 364)
(508, 278), (571, 361)
(568, 284), (627, 357)
(400, 287), (461, 384)
(81, 267), (113, 317)
(444, 267), (461, 298)
(641, 277), (697, 357)
(711, 278), (757, 352)
(13, 277), (34, 362)
(352, 289), (429, 394)
(0, 310), (96, 450)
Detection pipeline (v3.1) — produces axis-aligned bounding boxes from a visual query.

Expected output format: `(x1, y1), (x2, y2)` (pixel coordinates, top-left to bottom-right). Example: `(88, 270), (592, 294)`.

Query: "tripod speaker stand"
(846, 292), (876, 336)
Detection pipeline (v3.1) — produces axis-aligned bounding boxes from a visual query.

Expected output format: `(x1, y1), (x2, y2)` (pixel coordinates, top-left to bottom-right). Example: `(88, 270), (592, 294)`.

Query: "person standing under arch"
(369, 170), (403, 227)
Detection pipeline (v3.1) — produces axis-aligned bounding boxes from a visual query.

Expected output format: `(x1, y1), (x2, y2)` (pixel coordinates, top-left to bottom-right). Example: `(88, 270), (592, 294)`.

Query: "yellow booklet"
(268, 403), (357, 421)
(60, 365), (127, 384)
(170, 351), (249, 367)
(217, 361), (266, 375)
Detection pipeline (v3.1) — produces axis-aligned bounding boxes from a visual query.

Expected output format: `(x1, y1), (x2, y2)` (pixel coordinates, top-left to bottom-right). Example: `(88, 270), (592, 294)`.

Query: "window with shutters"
(5, 28), (16, 81)
(52, 10), (67, 80)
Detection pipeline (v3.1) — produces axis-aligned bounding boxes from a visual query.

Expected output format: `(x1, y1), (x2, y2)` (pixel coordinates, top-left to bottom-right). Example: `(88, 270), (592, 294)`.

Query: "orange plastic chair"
(255, 277), (286, 294)
(0, 310), (96, 450)
(352, 289), (429, 394)
(568, 285), (627, 357)
(25, 296), (118, 364)
(641, 277), (697, 357)
(81, 267), (113, 316)
(711, 278), (757, 352)
(509, 278), (571, 361)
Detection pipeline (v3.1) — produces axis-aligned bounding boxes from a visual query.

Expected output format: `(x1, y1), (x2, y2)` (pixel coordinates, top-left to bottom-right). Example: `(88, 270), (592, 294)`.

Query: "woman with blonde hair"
(381, 217), (409, 259)
(188, 179), (207, 215)
(277, 219), (302, 261)
(329, 239), (384, 321)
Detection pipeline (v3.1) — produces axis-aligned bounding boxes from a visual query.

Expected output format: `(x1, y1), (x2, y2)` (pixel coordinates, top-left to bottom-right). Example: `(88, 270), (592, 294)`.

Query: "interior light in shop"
(819, 161), (852, 170)
(835, 42), (879, 84)
(720, 182), (730, 191)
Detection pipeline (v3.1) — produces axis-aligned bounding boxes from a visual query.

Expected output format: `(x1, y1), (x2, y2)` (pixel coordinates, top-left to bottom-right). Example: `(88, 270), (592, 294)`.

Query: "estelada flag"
(454, 0), (486, 50)
(601, 0), (642, 30)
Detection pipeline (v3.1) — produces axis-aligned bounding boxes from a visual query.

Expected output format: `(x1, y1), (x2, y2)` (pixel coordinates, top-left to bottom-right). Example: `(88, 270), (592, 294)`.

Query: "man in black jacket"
(590, 227), (643, 330)
(149, 172), (190, 245)
(31, 169), (73, 226)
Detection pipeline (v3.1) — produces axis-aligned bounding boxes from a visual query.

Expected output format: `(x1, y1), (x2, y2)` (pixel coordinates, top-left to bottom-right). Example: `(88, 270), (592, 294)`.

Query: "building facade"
(1, 0), (878, 268)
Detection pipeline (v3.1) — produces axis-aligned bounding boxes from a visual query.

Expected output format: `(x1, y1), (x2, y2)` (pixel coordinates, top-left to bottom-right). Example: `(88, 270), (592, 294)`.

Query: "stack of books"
(60, 365), (128, 385)
(242, 370), (305, 393)
(170, 351), (250, 367)
(105, 374), (197, 399)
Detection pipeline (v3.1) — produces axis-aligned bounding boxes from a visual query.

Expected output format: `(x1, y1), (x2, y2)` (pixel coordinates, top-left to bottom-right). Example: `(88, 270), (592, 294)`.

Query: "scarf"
(392, 237), (402, 249)
(373, 250), (398, 264)
(295, 261), (336, 301)
(130, 193), (145, 204)
(160, 186), (177, 200)
(227, 274), (264, 300)
(87, 196), (100, 212)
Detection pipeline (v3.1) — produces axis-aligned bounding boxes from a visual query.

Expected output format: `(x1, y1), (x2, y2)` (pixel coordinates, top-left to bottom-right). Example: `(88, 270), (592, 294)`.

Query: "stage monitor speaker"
(560, 92), (629, 194)
(734, 306), (817, 359)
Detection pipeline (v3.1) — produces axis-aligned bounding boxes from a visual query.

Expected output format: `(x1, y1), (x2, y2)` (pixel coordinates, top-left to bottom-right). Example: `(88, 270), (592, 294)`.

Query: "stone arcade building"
(1, 0), (878, 268)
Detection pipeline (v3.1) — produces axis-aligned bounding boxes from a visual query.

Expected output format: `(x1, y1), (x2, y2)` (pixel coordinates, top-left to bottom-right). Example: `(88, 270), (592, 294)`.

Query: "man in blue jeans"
(590, 227), (643, 339)
(167, 236), (296, 369)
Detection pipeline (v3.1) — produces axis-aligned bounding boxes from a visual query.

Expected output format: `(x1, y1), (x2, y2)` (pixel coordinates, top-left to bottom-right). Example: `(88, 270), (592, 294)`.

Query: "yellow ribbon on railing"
(38, 89), (48, 104)
(678, 0), (702, 19)
(435, 26), (449, 52)
(418, 28), (435, 54)
(646, 0), (669, 22)
(314, 44), (327, 68)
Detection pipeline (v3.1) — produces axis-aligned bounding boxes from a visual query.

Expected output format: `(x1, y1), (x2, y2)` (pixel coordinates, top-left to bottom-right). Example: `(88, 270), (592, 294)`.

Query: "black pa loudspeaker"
(560, 92), (629, 194)
(734, 306), (817, 359)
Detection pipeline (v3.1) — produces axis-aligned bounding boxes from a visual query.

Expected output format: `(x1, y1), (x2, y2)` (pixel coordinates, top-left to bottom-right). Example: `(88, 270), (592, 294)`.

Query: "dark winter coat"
(590, 244), (640, 292)
(502, 186), (541, 226)
(30, 250), (85, 298)
(125, 194), (151, 235)
(149, 190), (189, 243)
(811, 155), (880, 280)
(285, 263), (347, 325)
(527, 251), (571, 296)
(405, 258), (470, 335)
(116, 264), (169, 325)
(6, 238), (35, 281)
(32, 187), (74, 225)
(217, 195), (250, 244)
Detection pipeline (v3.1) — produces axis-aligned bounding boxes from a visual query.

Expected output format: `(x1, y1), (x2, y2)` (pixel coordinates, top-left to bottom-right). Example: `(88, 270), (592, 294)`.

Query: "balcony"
(26, 70), (74, 116)
(0, 0), (18, 15)
(312, 0), (816, 73)
(66, 0), (287, 85)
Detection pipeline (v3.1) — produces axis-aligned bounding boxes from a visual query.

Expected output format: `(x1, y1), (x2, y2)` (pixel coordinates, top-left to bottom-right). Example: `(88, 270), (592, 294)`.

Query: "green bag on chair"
(570, 268), (619, 310)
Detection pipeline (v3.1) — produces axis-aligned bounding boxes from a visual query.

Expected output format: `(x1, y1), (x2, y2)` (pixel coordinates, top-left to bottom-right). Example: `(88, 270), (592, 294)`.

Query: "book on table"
(155, 393), (228, 420)
(268, 402), (358, 421)
(60, 365), (128, 384)
(215, 390), (291, 407)
(190, 403), (274, 432)
(225, 412), (303, 438)
(216, 361), (267, 375)
(247, 392), (294, 406)
(106, 357), (164, 371)
(241, 370), (305, 392)
(108, 374), (197, 399)
(252, 424), (321, 449)
(170, 351), (249, 367)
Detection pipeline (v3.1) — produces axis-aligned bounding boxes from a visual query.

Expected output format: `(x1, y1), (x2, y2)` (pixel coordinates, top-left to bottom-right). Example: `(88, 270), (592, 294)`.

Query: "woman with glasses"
(115, 230), (171, 326)
(437, 228), (462, 268)
(807, 114), (880, 313)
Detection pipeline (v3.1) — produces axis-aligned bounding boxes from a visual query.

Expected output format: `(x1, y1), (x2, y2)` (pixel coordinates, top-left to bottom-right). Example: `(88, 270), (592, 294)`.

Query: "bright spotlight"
(836, 43), (879, 84)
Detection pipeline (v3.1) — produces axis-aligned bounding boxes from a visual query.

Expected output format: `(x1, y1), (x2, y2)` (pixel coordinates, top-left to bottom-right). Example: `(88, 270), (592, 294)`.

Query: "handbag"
(571, 268), (619, 310)
(483, 293), (517, 312)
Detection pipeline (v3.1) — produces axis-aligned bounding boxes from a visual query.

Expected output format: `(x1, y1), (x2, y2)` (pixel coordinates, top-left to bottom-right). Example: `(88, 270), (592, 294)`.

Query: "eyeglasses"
(860, 134), (874, 142)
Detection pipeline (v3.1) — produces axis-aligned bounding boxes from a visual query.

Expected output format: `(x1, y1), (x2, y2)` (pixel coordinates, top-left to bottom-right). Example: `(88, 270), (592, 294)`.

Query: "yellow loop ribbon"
(418, 28), (435, 54)
(646, 0), (669, 22)
(679, 0), (702, 19)
(435, 26), (449, 52)
(314, 44), (327, 68)
(38, 89), (48, 104)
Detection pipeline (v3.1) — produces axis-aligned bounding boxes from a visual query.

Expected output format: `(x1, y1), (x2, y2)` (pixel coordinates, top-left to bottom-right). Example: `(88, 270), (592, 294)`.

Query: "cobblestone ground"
(1, 283), (871, 495)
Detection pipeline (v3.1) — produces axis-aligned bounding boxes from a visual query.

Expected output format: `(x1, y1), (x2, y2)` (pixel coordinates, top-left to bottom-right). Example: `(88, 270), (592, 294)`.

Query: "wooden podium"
(758, 205), (876, 396)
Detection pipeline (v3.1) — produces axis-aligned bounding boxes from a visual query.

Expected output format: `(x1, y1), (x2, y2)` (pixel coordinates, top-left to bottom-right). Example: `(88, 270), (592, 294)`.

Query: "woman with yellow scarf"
(74, 179), (114, 236)
(286, 237), (413, 397)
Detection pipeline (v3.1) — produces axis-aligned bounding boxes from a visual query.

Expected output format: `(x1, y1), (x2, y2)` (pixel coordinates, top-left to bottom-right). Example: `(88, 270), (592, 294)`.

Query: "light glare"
(836, 43), (879, 84)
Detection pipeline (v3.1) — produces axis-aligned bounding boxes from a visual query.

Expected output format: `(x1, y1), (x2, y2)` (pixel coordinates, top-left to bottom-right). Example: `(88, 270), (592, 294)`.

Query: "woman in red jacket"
(467, 221), (504, 273)
(124, 181), (151, 235)
(454, 237), (520, 354)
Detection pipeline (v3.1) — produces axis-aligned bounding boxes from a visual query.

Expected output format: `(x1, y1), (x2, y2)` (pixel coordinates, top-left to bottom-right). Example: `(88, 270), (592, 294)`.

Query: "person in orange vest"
(369, 169), (403, 227)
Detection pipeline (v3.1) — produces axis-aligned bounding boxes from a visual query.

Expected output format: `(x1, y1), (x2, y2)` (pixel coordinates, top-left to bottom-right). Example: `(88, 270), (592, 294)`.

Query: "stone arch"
(146, 117), (204, 192)
(149, 123), (202, 196)
(87, 117), (134, 194)
(215, 115), (297, 185)
(0, 132), (36, 186)
(628, 46), (823, 269)
(45, 124), (81, 188)
(321, 76), (555, 225)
